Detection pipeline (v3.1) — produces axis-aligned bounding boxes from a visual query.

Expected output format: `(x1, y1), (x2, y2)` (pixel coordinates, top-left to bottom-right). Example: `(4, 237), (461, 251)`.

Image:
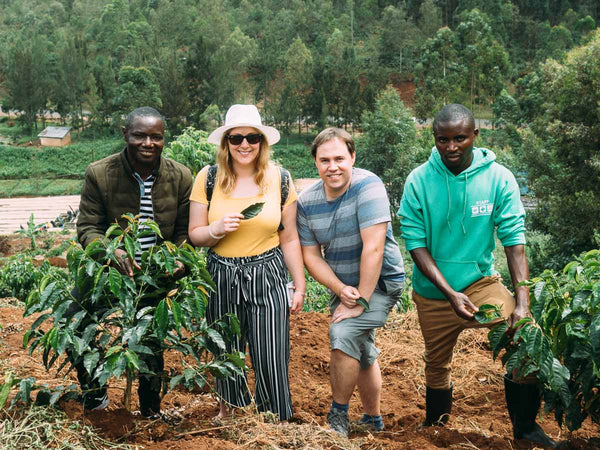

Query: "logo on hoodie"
(471, 200), (493, 217)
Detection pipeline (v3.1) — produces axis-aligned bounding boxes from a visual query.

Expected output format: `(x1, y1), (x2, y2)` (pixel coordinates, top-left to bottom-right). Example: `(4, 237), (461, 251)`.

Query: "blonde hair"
(216, 129), (271, 194)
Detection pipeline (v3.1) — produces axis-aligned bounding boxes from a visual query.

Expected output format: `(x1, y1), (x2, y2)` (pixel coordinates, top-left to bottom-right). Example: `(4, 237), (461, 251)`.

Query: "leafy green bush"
(163, 127), (215, 176)
(477, 248), (600, 431)
(23, 215), (246, 410)
(0, 255), (64, 301)
(303, 275), (330, 313)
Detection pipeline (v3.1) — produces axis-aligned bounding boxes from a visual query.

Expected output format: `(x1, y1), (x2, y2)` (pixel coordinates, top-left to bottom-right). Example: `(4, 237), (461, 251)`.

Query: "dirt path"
(0, 195), (80, 234)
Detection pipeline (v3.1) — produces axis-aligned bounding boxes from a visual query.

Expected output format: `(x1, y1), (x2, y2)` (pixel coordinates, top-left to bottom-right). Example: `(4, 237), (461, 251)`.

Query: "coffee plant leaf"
(171, 299), (183, 330)
(474, 304), (502, 323)
(0, 373), (14, 409)
(240, 202), (264, 219)
(206, 328), (226, 351)
(154, 299), (169, 340)
(124, 235), (136, 261)
(357, 297), (370, 311)
(590, 313), (600, 368)
(169, 374), (184, 390)
(84, 351), (100, 376)
(105, 223), (121, 238)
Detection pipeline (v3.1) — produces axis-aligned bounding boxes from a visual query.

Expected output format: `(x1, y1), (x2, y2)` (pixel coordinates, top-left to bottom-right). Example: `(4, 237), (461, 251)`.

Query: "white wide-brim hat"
(208, 104), (280, 145)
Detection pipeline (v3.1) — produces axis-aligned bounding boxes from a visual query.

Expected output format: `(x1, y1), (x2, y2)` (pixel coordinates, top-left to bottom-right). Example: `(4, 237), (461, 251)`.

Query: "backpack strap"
(206, 164), (291, 227)
(278, 167), (291, 231)
(205, 164), (218, 211)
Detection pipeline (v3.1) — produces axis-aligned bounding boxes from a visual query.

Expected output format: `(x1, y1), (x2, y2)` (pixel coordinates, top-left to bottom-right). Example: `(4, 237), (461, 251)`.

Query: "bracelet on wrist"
(208, 223), (225, 240)
(295, 291), (306, 297)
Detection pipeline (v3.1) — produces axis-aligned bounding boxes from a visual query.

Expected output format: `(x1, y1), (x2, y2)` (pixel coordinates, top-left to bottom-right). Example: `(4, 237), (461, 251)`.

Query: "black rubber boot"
(504, 374), (557, 448)
(423, 384), (453, 426)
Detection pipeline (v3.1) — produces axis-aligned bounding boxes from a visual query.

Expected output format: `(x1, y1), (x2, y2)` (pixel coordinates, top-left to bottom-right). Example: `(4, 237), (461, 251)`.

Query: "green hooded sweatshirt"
(398, 147), (525, 300)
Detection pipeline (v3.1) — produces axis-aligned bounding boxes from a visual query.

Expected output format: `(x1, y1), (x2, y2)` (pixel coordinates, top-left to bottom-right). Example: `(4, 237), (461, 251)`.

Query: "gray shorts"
(329, 278), (404, 369)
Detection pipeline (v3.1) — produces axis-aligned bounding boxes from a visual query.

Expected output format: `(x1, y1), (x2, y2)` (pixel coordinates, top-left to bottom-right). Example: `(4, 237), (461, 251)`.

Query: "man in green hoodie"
(398, 104), (556, 448)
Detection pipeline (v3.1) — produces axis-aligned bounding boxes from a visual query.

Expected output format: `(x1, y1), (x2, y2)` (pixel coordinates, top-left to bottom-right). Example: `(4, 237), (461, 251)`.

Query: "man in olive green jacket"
(73, 106), (192, 416)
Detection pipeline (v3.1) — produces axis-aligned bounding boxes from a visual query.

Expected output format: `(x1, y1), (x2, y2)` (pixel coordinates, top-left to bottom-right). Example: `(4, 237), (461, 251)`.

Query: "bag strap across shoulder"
(206, 165), (290, 216)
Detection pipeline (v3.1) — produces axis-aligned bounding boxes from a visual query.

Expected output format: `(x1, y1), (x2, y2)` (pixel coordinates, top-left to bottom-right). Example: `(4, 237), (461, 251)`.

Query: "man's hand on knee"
(331, 303), (364, 324)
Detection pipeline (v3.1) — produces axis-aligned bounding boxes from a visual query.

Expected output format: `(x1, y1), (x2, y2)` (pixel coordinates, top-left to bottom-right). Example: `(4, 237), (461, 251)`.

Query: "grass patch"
(0, 179), (83, 197)
(0, 405), (132, 449)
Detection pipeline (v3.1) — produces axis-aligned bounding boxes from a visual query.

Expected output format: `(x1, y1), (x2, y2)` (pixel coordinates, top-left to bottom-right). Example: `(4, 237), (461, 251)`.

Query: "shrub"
(22, 215), (245, 410)
(303, 275), (330, 313)
(477, 248), (600, 431)
(163, 127), (215, 176)
(0, 255), (64, 301)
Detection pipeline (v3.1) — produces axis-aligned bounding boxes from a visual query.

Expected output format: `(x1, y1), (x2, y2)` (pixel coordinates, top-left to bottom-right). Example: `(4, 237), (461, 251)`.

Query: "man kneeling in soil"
(297, 128), (405, 437)
(71, 106), (192, 417)
(398, 104), (556, 447)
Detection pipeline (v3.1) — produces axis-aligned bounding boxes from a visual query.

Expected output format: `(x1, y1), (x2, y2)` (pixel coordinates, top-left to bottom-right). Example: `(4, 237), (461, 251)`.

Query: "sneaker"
(140, 409), (180, 425)
(327, 408), (350, 437)
(354, 415), (385, 432)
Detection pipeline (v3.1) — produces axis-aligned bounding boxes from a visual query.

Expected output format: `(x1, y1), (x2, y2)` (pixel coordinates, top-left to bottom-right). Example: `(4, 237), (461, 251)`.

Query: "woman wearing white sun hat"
(188, 104), (305, 421)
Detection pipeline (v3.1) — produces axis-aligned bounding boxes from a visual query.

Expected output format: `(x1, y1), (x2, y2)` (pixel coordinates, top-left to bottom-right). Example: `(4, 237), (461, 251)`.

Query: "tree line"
(0, 0), (597, 133)
(0, 0), (599, 271)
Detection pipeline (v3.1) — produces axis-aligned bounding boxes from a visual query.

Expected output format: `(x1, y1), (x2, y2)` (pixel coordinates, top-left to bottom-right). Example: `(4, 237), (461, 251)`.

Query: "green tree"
(279, 37), (313, 134)
(155, 48), (191, 133)
(455, 9), (510, 114)
(414, 26), (460, 119)
(210, 27), (257, 108)
(113, 66), (162, 123)
(2, 35), (51, 130)
(517, 31), (600, 266)
(358, 86), (425, 208)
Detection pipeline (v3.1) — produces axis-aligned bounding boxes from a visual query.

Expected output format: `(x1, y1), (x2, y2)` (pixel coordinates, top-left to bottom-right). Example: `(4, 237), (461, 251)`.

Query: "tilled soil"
(1, 304), (599, 449)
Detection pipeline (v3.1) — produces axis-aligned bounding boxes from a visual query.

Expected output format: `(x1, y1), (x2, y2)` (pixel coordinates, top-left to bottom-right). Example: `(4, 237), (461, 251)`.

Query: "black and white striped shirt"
(133, 173), (157, 264)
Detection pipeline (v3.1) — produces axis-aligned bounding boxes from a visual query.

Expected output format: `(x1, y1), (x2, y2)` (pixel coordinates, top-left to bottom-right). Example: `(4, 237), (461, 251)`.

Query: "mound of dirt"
(1, 304), (598, 449)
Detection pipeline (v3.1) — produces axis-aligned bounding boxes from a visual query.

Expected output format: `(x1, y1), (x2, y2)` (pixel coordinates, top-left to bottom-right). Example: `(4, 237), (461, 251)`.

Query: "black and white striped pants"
(206, 246), (293, 421)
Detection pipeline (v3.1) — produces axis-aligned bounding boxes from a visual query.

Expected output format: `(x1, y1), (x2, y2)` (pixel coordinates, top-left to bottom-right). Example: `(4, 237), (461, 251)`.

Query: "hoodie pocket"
(415, 259), (484, 299)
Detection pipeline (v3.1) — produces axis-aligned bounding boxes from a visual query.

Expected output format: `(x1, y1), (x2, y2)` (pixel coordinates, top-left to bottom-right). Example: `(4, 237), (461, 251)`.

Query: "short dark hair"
(310, 127), (356, 158)
(124, 106), (165, 130)
(433, 104), (475, 133)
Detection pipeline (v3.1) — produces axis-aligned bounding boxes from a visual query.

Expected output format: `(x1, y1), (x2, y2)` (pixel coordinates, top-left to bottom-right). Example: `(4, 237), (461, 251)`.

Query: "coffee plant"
(163, 127), (215, 176)
(477, 248), (600, 431)
(22, 214), (246, 410)
(0, 254), (65, 302)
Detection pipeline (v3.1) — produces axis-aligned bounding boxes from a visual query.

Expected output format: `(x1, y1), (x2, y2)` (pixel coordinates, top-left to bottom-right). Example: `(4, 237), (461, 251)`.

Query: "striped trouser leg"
(206, 248), (293, 420)
(206, 274), (251, 408)
(245, 249), (293, 420)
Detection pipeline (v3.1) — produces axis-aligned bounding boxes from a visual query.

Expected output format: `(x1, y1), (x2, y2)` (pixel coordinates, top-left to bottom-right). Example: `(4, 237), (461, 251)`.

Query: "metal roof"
(38, 126), (71, 139)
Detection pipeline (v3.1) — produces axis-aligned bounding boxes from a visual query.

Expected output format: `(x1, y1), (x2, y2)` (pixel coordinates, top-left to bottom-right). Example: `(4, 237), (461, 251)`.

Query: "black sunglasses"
(226, 133), (263, 145)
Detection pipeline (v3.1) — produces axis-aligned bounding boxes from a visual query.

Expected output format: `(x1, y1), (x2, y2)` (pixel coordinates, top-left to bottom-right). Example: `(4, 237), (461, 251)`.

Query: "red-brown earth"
(1, 234), (599, 449)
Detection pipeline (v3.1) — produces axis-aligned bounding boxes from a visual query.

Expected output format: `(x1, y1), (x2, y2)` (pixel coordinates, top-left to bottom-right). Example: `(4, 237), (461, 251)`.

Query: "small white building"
(38, 126), (72, 147)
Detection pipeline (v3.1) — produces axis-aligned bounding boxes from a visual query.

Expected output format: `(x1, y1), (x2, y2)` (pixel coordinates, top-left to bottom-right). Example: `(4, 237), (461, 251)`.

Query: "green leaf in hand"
(474, 303), (503, 324)
(240, 202), (265, 219)
(357, 297), (370, 311)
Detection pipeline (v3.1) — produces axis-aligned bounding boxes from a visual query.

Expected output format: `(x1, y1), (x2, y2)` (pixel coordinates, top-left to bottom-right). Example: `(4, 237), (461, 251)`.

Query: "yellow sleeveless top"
(190, 164), (297, 257)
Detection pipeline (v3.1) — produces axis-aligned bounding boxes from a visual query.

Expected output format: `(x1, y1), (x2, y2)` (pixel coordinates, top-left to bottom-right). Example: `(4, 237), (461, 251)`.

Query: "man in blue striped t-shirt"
(297, 128), (405, 437)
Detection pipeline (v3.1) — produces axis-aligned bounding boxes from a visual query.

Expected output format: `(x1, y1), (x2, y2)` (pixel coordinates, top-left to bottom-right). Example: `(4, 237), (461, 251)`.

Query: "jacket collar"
(120, 148), (162, 179)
